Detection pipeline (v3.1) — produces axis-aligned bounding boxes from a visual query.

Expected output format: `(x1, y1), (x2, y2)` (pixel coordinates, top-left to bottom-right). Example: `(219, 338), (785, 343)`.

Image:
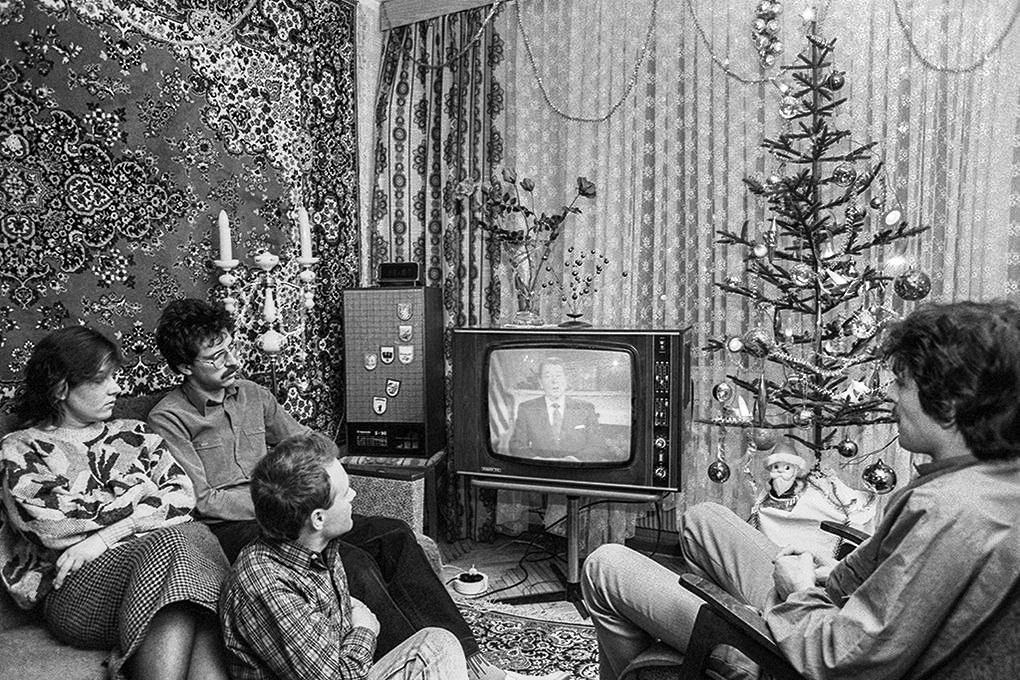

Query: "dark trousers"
(208, 515), (478, 660)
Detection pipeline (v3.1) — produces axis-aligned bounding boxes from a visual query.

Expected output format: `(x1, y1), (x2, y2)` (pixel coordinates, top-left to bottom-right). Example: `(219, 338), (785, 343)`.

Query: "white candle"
(263, 286), (278, 323)
(217, 210), (232, 261)
(298, 206), (312, 260)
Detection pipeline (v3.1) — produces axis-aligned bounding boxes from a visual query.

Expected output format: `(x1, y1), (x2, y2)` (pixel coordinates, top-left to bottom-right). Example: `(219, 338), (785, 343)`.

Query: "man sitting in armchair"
(582, 300), (1020, 680)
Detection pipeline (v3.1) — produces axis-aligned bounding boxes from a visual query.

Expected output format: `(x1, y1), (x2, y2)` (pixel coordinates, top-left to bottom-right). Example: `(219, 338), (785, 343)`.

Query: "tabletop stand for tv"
(470, 478), (666, 619)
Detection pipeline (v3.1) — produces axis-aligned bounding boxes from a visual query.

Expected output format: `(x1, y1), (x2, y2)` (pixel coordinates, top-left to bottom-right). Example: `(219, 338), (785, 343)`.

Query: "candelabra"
(212, 206), (319, 394)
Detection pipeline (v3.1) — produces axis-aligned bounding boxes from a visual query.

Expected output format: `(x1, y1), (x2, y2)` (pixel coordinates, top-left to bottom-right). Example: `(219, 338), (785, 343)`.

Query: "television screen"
(487, 347), (633, 465)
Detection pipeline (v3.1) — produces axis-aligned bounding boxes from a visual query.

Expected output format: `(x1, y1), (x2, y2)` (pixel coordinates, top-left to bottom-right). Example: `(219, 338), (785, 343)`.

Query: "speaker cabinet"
(342, 286), (446, 457)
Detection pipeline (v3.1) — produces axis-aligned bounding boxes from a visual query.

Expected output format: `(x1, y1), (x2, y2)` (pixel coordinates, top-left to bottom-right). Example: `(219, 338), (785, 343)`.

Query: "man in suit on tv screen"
(508, 357), (606, 459)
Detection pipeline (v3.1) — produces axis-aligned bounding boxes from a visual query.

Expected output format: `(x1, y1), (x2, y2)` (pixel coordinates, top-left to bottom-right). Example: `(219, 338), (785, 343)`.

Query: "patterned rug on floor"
(458, 599), (599, 678)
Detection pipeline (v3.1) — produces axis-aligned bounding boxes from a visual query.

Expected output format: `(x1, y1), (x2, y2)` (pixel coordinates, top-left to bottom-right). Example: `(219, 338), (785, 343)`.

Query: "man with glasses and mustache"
(148, 298), (295, 561)
(148, 299), (565, 680)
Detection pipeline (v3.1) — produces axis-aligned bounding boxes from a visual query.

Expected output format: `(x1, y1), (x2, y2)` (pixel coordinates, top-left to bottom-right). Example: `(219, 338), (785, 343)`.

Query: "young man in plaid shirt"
(220, 432), (466, 680)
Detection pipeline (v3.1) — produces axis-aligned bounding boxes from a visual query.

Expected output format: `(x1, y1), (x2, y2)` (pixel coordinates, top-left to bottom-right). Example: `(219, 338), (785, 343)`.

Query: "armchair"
(621, 521), (1020, 680)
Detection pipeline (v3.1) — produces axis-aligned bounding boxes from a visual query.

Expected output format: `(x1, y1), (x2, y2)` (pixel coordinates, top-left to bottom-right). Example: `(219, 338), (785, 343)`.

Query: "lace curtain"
(485, 0), (1020, 522)
(369, 0), (1020, 541)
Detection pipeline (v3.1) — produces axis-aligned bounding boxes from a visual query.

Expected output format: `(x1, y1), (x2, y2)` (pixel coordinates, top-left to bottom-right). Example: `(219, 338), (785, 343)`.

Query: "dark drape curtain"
(369, 5), (506, 539)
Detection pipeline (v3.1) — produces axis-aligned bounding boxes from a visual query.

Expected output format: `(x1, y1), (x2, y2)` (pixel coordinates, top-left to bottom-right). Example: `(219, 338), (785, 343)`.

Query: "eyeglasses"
(194, 346), (235, 369)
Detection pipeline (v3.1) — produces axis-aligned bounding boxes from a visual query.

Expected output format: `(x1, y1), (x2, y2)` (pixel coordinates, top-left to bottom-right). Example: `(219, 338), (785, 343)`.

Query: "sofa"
(0, 391), (441, 680)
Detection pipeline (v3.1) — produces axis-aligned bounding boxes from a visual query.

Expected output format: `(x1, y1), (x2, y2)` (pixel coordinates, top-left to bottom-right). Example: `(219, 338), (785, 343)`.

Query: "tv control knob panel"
(651, 334), (677, 488)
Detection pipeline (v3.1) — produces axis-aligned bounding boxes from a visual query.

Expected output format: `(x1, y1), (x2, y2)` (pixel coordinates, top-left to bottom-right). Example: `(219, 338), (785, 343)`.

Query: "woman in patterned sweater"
(0, 326), (230, 680)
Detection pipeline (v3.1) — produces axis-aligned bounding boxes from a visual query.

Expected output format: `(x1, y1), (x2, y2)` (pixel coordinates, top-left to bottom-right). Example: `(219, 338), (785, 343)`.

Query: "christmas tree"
(705, 32), (930, 499)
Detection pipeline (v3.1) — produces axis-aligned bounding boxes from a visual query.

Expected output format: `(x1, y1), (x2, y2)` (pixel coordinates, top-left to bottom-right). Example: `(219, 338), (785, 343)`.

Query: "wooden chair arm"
(678, 574), (803, 680)
(679, 574), (775, 645)
(819, 520), (869, 545)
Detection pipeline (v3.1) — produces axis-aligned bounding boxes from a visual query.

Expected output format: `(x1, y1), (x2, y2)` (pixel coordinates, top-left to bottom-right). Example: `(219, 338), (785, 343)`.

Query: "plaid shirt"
(220, 536), (377, 680)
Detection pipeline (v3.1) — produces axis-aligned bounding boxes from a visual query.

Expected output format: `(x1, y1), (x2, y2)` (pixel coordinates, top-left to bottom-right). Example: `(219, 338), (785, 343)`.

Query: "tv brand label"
(481, 466), (503, 473)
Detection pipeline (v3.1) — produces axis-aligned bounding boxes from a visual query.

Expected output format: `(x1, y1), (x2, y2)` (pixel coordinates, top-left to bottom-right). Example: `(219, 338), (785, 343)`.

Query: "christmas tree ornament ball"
(712, 382), (734, 403)
(791, 262), (814, 286)
(863, 458), (897, 494)
(793, 408), (814, 426)
(827, 70), (846, 90)
(848, 309), (878, 338)
(894, 269), (932, 301)
(779, 95), (801, 119)
(835, 438), (859, 458)
(752, 428), (779, 450)
(726, 336), (745, 353)
(708, 460), (731, 483)
(832, 163), (857, 187)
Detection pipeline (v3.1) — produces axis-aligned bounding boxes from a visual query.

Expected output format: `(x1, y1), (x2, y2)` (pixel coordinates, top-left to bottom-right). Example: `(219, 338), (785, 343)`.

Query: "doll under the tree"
(764, 447), (808, 501)
(750, 441), (877, 559)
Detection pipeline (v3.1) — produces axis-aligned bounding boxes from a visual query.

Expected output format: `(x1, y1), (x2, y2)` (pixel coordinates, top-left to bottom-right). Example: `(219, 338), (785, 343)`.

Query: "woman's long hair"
(10, 326), (123, 428)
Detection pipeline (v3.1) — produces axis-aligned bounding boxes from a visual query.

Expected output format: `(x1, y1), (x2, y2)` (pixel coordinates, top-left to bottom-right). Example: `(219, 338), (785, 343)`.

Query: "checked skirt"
(42, 522), (228, 679)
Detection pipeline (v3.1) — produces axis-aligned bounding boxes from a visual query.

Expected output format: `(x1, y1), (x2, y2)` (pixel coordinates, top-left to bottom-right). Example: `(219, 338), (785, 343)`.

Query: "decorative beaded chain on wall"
(892, 0), (1020, 74)
(511, 0), (1019, 125)
(514, 0), (658, 124)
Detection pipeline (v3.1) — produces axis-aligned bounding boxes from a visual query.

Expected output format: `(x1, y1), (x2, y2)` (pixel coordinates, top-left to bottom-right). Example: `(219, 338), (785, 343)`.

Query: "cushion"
(0, 412), (18, 440)
(111, 390), (172, 422)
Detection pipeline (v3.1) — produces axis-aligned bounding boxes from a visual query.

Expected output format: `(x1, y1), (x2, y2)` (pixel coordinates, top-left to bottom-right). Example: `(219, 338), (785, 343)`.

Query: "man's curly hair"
(881, 300), (1020, 461)
(155, 298), (234, 373)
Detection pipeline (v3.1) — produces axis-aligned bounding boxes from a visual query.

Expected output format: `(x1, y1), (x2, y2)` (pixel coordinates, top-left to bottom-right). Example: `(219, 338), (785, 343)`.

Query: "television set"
(451, 328), (692, 494)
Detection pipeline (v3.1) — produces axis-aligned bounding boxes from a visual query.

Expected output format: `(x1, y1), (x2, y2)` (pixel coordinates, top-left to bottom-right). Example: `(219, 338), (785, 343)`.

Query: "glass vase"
(505, 247), (543, 326)
(510, 274), (543, 326)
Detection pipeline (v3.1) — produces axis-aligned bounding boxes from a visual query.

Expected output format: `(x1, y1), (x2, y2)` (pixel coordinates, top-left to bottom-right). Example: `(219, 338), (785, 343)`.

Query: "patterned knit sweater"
(0, 419), (196, 608)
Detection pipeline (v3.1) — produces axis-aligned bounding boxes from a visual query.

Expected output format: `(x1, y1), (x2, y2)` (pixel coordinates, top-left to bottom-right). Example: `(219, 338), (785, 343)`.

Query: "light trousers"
(369, 627), (468, 680)
(581, 502), (781, 680)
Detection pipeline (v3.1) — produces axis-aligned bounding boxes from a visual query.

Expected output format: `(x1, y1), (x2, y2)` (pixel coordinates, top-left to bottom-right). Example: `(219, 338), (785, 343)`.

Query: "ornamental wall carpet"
(0, 0), (361, 431)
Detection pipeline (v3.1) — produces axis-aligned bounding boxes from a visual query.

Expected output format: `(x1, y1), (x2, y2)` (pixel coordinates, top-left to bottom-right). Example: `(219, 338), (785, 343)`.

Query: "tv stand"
(469, 478), (666, 618)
